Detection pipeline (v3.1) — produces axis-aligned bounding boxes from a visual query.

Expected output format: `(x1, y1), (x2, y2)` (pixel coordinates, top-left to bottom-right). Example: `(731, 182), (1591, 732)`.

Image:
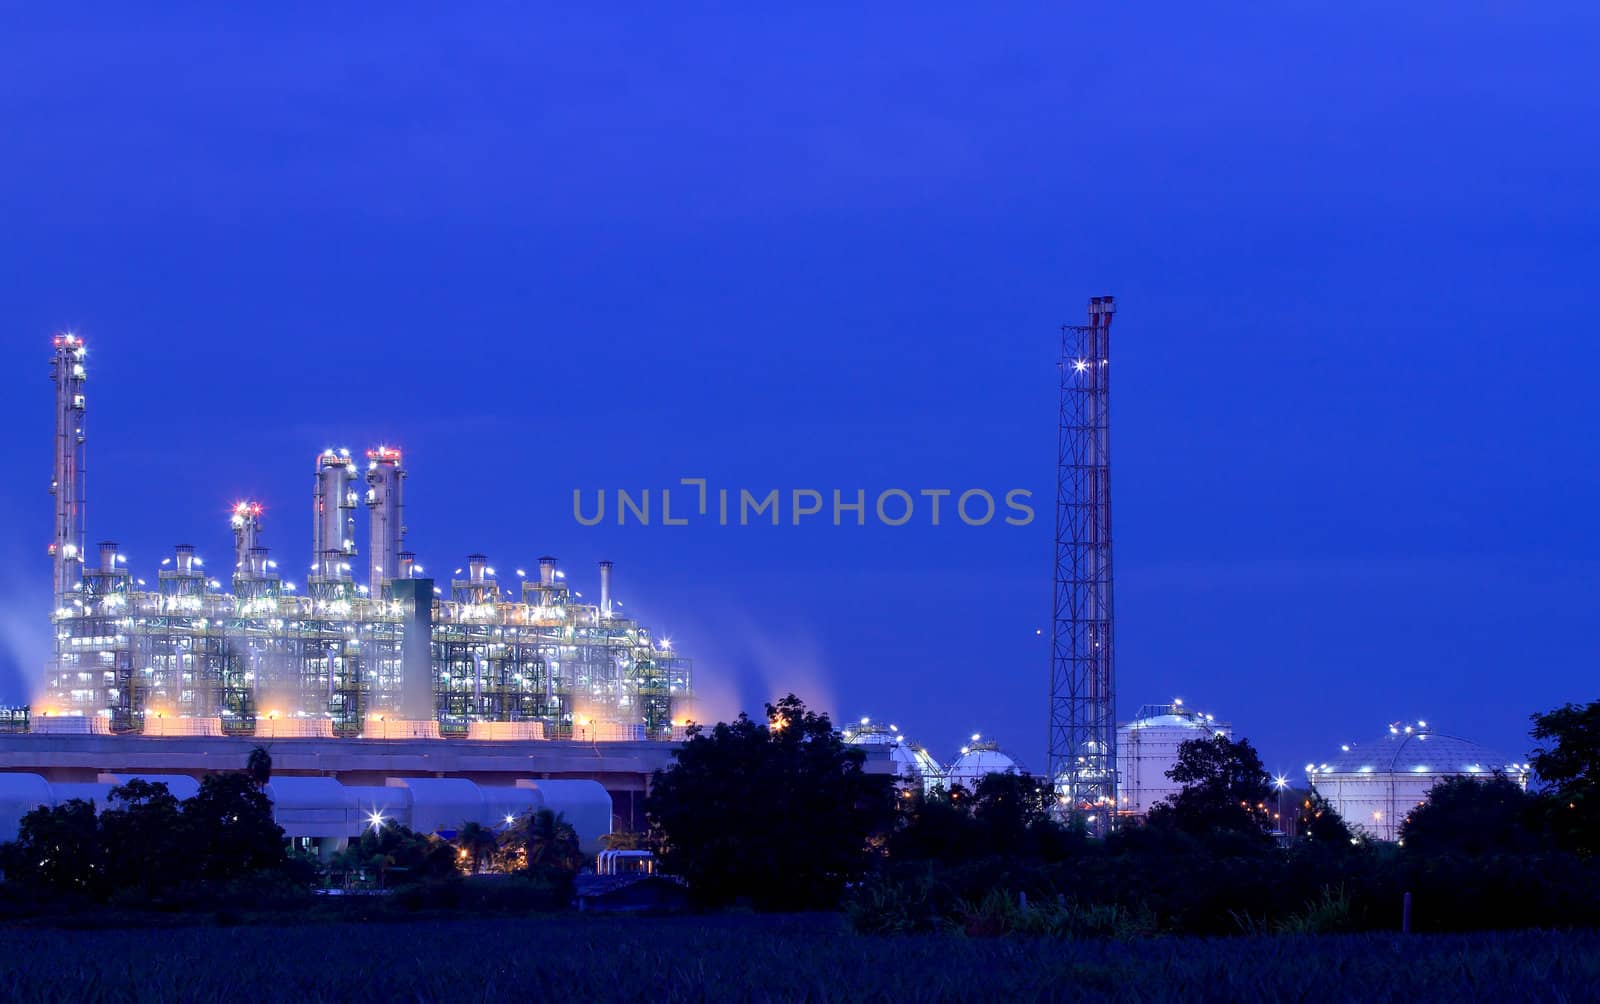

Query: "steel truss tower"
(1050, 296), (1117, 823)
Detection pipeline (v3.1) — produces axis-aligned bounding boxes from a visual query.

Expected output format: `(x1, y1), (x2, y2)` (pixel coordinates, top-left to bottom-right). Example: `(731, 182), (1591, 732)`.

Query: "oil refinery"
(38, 333), (691, 741)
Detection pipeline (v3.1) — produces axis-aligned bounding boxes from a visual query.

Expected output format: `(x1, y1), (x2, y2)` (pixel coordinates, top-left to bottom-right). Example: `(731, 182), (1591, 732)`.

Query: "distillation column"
(365, 446), (406, 598)
(311, 449), (358, 590)
(49, 333), (88, 606)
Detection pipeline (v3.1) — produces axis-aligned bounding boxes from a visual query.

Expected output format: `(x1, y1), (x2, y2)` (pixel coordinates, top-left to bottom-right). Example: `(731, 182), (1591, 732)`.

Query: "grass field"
(1, 913), (1595, 1002)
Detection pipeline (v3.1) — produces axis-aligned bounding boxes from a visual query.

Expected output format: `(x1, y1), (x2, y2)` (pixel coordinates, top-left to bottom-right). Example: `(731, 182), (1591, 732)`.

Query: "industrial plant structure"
(41, 334), (691, 740)
(1116, 700), (1232, 818)
(840, 718), (944, 793)
(945, 736), (1023, 792)
(1306, 721), (1531, 841)
(1050, 297), (1118, 822)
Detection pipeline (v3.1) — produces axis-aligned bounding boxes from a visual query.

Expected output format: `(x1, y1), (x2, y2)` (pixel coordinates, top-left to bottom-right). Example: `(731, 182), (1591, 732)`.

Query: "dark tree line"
(640, 695), (1600, 934)
(0, 749), (306, 902)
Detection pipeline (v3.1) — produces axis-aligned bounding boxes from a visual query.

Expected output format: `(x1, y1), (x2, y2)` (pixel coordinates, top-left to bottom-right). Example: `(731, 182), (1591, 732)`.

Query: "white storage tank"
(1306, 720), (1530, 842)
(842, 719), (945, 793)
(944, 735), (1023, 792)
(1116, 700), (1231, 817)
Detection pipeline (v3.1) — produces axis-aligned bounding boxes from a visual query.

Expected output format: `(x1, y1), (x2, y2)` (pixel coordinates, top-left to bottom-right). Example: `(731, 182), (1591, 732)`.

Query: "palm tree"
(247, 746), (272, 788)
(524, 808), (583, 873)
(455, 821), (498, 874)
(368, 851), (395, 889)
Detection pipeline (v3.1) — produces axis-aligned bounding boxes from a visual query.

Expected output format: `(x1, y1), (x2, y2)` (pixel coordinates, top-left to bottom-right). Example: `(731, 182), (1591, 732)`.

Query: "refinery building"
(0, 333), (715, 848)
(38, 333), (691, 741)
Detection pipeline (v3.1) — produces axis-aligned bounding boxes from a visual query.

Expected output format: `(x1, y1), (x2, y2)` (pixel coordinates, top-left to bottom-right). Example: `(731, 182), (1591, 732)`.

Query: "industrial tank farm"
(1306, 721), (1530, 841)
(39, 334), (691, 740)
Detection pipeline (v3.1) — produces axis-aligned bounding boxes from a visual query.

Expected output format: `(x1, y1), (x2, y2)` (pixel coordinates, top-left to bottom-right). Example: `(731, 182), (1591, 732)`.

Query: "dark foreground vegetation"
(0, 913), (1597, 1003)
(649, 696), (1600, 937)
(3, 695), (1600, 955)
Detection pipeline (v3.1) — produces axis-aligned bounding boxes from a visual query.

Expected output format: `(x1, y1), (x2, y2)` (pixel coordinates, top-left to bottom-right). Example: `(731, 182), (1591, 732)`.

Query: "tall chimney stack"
(598, 560), (613, 618)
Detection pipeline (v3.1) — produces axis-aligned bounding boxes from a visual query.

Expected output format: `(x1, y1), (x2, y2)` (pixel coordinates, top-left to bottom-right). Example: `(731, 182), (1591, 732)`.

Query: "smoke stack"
(175, 544), (196, 576)
(249, 546), (270, 579)
(397, 551), (415, 580)
(468, 554), (487, 584)
(99, 541), (118, 573)
(539, 556), (556, 588)
(598, 560), (613, 618)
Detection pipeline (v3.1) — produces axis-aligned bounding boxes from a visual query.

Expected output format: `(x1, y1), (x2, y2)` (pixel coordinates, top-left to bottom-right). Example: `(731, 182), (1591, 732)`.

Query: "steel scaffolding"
(1050, 296), (1117, 825)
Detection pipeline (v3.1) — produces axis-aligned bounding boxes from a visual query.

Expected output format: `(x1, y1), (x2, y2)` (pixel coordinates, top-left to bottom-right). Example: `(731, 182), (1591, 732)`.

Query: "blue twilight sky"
(0, 4), (1596, 777)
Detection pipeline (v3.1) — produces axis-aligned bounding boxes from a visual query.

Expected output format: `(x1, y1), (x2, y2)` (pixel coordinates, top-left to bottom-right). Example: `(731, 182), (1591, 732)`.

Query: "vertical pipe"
(539, 556), (556, 588)
(598, 560), (613, 619)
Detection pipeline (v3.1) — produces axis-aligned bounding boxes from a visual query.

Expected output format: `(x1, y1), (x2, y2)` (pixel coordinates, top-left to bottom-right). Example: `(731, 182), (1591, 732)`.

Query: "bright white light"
(367, 810), (386, 832)
(284, 583), (296, 592)
(970, 733), (981, 742)
(860, 716), (870, 725)
(1274, 775), (1288, 790)
(555, 570), (565, 579)
(1073, 359), (1088, 373)
(504, 815), (516, 826)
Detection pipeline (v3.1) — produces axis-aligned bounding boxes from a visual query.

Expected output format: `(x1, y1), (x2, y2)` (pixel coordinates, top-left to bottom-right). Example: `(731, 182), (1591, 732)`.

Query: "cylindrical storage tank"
(1116, 702), (1231, 817)
(1306, 721), (1531, 842)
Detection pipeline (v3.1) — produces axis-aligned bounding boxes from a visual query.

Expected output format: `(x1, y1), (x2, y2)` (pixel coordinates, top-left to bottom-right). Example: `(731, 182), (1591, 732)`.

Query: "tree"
(1531, 700), (1600, 856)
(598, 830), (655, 853)
(246, 746), (273, 789)
(0, 799), (103, 897)
(454, 821), (499, 874)
(522, 809), (582, 874)
(889, 784), (982, 862)
(180, 772), (288, 882)
(336, 821), (456, 887)
(1147, 734), (1274, 843)
(1297, 789), (1356, 847)
(100, 780), (184, 893)
(1399, 775), (1549, 856)
(645, 694), (896, 909)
